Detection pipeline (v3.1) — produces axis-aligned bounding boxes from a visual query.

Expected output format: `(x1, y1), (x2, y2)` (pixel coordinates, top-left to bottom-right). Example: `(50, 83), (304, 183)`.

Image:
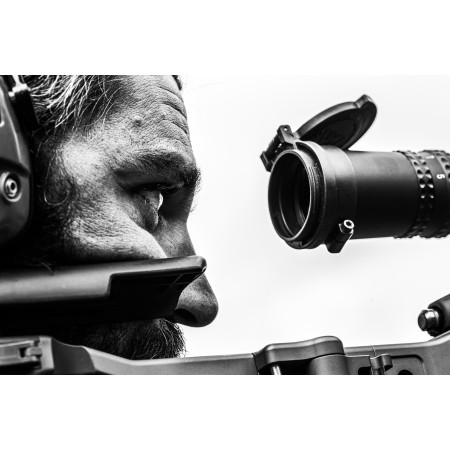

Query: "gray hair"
(23, 75), (119, 140)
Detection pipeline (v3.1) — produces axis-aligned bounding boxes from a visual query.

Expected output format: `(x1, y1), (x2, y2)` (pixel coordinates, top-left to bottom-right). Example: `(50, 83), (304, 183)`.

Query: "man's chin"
(20, 318), (186, 361)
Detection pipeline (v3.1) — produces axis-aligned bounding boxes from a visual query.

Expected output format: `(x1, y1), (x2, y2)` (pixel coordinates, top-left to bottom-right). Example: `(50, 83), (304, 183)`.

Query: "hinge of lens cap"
(261, 125), (298, 172)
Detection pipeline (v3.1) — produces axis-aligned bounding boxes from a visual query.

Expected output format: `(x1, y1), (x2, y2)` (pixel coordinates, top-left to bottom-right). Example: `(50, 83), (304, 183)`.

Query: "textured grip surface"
(398, 150), (450, 239)
(431, 151), (450, 238)
(397, 151), (435, 238)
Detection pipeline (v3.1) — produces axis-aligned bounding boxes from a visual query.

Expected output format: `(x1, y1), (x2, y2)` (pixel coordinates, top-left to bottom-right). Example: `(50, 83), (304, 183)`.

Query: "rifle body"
(2, 332), (449, 375)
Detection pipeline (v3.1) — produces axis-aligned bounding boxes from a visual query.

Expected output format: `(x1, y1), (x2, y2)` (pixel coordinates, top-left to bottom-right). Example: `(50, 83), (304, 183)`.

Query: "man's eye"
(141, 190), (163, 208)
(134, 183), (182, 230)
(134, 189), (164, 231)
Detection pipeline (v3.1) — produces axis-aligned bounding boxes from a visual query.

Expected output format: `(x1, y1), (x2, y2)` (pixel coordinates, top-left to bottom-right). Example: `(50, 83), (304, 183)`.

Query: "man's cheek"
(63, 208), (167, 262)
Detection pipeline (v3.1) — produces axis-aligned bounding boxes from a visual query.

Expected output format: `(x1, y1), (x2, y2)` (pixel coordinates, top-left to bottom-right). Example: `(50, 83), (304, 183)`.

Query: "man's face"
(19, 75), (218, 359)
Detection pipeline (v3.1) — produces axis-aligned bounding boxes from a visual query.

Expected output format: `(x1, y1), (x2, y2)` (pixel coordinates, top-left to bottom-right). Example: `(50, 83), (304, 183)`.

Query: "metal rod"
(270, 364), (282, 375)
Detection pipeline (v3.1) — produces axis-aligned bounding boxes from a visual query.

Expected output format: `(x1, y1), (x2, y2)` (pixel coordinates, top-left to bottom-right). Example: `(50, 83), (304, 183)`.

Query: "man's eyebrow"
(120, 150), (201, 192)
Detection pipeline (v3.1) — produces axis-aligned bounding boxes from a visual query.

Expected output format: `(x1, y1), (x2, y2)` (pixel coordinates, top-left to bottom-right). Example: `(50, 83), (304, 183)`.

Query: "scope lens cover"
(296, 95), (377, 150)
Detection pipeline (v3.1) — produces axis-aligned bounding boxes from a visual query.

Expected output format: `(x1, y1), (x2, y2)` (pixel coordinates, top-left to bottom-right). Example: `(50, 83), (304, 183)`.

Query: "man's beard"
(0, 146), (186, 360)
(34, 319), (186, 360)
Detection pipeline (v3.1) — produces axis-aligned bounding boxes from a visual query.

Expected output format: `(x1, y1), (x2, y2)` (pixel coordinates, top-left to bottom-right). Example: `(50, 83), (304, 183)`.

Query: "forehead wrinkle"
(115, 82), (189, 143)
(155, 75), (183, 100)
(160, 95), (188, 124)
(121, 76), (183, 108)
(160, 116), (189, 137)
(158, 84), (186, 116)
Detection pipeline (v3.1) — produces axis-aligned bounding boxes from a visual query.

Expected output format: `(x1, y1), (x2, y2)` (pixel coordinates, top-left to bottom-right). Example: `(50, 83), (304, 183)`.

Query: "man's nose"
(172, 274), (218, 327)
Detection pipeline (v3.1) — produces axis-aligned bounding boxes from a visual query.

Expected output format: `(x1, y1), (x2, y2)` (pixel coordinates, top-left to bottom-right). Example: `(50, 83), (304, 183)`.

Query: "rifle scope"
(261, 95), (450, 253)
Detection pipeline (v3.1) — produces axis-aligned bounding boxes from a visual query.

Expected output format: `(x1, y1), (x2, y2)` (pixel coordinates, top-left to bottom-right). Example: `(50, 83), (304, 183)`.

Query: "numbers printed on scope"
(437, 174), (446, 180)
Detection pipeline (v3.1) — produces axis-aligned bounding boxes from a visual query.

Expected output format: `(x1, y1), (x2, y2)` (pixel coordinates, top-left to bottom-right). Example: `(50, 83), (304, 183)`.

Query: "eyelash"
(142, 183), (180, 199)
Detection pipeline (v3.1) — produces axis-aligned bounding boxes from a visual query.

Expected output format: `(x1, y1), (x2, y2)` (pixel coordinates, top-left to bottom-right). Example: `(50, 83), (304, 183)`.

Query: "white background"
(183, 76), (450, 356)
(6, 3), (450, 449)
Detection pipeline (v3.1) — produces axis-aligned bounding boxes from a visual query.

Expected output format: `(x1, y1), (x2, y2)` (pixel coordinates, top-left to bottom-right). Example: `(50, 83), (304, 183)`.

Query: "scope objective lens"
(268, 147), (450, 251)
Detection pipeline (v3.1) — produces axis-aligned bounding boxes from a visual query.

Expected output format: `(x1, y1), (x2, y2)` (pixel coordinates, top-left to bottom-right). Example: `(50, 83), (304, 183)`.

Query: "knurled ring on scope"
(397, 151), (435, 238)
(431, 150), (450, 238)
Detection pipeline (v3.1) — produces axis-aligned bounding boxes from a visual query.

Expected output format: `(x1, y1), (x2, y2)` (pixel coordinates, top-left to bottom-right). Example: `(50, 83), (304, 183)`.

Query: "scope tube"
(268, 143), (450, 252)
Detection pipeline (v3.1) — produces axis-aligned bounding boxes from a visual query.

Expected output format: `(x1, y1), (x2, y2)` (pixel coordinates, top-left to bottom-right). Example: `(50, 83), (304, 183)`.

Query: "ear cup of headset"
(0, 76), (34, 248)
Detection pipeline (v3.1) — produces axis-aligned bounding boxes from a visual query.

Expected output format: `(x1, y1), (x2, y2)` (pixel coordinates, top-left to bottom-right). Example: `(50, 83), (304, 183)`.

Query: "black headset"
(0, 75), (37, 248)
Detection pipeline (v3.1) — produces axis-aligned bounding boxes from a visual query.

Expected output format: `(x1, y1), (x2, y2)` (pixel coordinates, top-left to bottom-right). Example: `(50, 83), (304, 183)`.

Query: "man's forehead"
(96, 75), (197, 185)
(119, 76), (182, 105)
(115, 76), (187, 129)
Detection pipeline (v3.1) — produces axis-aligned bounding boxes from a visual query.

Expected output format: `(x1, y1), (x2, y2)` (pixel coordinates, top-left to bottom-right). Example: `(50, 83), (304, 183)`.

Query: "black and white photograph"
(2, 2), (450, 449)
(2, 75), (450, 374)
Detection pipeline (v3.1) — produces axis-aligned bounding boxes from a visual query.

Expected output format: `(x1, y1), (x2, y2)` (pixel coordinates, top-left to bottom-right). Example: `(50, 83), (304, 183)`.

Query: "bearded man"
(2, 75), (218, 360)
